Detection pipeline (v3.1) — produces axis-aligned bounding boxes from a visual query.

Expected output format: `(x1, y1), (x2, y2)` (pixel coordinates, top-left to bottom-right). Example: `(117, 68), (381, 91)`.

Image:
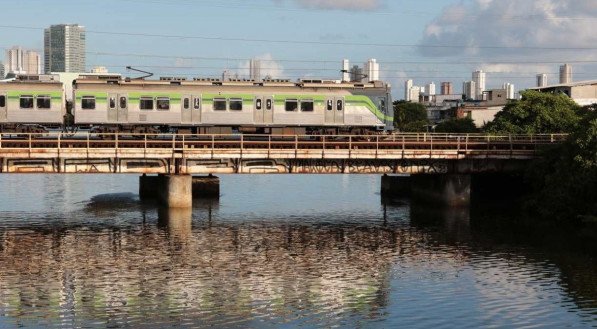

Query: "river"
(0, 174), (595, 328)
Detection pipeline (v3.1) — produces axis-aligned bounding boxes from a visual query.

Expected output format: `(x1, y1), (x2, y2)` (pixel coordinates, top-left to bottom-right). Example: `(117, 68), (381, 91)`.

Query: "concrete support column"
(411, 174), (471, 207)
(192, 175), (220, 198)
(380, 174), (412, 197)
(159, 174), (192, 208)
(139, 174), (192, 208)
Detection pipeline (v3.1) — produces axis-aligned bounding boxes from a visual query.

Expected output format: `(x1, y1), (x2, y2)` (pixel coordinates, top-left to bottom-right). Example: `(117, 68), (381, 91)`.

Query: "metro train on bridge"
(0, 74), (393, 135)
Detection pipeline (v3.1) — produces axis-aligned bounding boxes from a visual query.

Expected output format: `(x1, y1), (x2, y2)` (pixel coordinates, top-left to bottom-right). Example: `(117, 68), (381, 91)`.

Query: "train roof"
(73, 76), (390, 90)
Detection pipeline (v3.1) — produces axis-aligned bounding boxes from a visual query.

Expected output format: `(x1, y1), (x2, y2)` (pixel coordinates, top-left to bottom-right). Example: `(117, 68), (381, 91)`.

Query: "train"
(0, 74), (393, 135)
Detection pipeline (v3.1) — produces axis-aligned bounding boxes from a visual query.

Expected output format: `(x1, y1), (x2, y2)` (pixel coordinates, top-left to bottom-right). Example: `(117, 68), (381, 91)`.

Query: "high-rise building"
(341, 59), (350, 82)
(426, 82), (436, 96)
(472, 70), (486, 100)
(502, 83), (515, 99)
(440, 82), (453, 95)
(405, 79), (413, 101)
(536, 74), (548, 87)
(559, 64), (572, 84)
(363, 58), (379, 82)
(249, 59), (261, 81)
(0, 62), (4, 79)
(463, 81), (477, 100)
(349, 65), (364, 82)
(5, 46), (41, 75)
(44, 24), (86, 73)
(408, 86), (422, 103)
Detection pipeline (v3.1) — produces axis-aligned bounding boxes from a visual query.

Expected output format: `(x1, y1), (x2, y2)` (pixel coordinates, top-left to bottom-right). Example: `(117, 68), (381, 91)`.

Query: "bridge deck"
(0, 132), (566, 174)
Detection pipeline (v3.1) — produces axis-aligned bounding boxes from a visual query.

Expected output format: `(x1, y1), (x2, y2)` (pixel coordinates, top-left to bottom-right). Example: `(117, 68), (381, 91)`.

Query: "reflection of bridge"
(0, 132), (566, 207)
(0, 132), (565, 174)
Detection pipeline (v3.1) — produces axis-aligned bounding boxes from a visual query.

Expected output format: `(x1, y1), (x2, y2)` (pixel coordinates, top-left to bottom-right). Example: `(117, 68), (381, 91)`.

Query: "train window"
(140, 97), (154, 110)
(156, 97), (170, 111)
(20, 95), (34, 109)
(285, 99), (298, 112)
(193, 97), (201, 110)
(81, 96), (96, 110)
(119, 96), (127, 109)
(183, 98), (190, 110)
(266, 99), (272, 110)
(255, 99), (262, 110)
(327, 100), (333, 111)
(109, 97), (116, 109)
(213, 98), (226, 111)
(229, 98), (243, 111)
(0, 95), (5, 107)
(337, 100), (343, 111)
(37, 95), (51, 109)
(301, 100), (314, 112)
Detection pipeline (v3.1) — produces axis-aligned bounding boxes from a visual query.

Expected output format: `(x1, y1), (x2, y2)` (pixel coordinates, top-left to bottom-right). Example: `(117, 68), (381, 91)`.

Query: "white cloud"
(277, 0), (382, 11)
(418, 0), (597, 60)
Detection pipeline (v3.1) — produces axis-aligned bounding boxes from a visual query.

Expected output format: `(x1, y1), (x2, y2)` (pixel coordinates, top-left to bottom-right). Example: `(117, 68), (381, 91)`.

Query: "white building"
(5, 46), (41, 75)
(249, 59), (261, 81)
(404, 79), (413, 101)
(426, 82), (436, 96)
(536, 74), (548, 87)
(408, 86), (422, 103)
(90, 66), (108, 74)
(463, 81), (477, 100)
(472, 70), (486, 100)
(502, 83), (515, 99)
(0, 62), (4, 79)
(559, 64), (572, 84)
(341, 59), (350, 82)
(363, 58), (379, 82)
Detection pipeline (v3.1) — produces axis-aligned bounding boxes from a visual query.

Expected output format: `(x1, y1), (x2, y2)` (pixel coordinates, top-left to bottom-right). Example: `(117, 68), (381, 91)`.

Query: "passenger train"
(0, 74), (393, 135)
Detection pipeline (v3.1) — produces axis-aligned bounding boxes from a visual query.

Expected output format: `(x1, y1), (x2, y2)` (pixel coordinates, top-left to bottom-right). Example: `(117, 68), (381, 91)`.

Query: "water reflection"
(0, 175), (595, 328)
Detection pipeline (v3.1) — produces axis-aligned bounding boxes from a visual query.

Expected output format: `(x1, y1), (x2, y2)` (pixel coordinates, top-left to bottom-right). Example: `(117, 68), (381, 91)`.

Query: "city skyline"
(1, 0), (597, 98)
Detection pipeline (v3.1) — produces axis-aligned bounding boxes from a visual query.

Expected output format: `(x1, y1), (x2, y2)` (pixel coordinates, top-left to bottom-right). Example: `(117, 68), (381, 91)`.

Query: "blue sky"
(2, 0), (596, 99)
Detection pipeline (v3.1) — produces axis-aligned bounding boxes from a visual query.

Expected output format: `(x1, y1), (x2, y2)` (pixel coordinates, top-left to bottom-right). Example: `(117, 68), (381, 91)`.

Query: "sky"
(1, 0), (597, 99)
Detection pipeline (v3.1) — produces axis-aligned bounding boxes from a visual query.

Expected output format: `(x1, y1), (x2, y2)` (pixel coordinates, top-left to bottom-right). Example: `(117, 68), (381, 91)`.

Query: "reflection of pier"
(0, 200), (468, 326)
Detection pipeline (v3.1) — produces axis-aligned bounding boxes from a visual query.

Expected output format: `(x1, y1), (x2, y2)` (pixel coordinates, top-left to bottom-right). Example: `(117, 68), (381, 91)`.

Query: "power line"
(1, 24), (597, 50)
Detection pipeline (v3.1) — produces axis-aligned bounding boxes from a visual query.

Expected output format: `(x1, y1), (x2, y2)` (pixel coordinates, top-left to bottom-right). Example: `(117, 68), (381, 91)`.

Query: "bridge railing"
(0, 132), (568, 154)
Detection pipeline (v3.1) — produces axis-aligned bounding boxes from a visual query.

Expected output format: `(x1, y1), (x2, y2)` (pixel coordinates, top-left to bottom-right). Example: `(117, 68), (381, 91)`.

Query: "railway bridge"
(0, 132), (566, 207)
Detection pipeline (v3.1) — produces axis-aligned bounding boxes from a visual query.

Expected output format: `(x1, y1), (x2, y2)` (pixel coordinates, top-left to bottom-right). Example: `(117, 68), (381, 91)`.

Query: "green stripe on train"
(7, 91), (63, 99)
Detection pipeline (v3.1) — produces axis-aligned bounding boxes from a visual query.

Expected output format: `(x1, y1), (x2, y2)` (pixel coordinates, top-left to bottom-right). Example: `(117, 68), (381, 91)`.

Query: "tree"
(484, 90), (582, 134)
(525, 109), (597, 222)
(393, 101), (429, 132)
(434, 117), (479, 133)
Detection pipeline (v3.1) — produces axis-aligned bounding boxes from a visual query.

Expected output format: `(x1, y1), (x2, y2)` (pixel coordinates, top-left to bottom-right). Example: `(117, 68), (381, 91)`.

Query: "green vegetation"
(393, 101), (429, 132)
(434, 117), (479, 133)
(480, 91), (595, 223)
(484, 90), (582, 134)
(526, 109), (597, 223)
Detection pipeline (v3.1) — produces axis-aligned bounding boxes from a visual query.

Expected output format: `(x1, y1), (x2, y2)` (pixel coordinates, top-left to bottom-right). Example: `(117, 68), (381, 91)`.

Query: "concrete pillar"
(139, 174), (161, 200)
(159, 174), (192, 208)
(411, 174), (471, 207)
(380, 174), (411, 197)
(192, 175), (220, 198)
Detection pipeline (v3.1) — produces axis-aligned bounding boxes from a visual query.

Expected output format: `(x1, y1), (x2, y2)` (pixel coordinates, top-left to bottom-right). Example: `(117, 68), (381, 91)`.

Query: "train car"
(73, 76), (393, 134)
(0, 75), (66, 133)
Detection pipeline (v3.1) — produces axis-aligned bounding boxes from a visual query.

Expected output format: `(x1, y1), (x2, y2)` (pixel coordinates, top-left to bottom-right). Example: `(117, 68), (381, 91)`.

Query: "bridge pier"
(140, 174), (220, 207)
(382, 174), (471, 207)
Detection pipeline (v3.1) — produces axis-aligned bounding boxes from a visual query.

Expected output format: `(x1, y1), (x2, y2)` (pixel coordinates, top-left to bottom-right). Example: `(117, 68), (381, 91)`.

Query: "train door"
(181, 95), (192, 123)
(108, 93), (118, 122)
(253, 97), (264, 123)
(335, 98), (345, 124)
(0, 93), (6, 122)
(192, 96), (201, 123)
(264, 97), (273, 123)
(324, 98), (334, 124)
(117, 94), (128, 122)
